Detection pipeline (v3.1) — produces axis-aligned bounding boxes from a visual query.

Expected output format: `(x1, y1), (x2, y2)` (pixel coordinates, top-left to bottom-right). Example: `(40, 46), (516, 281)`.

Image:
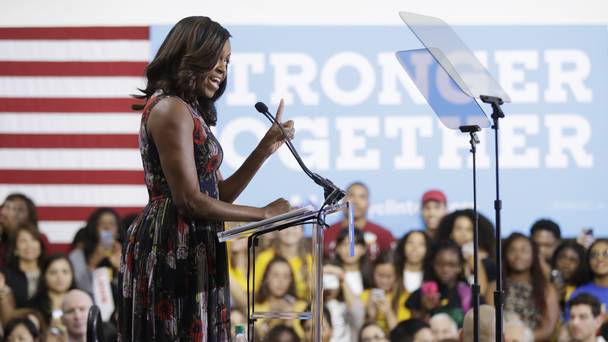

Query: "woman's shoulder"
(146, 96), (194, 128)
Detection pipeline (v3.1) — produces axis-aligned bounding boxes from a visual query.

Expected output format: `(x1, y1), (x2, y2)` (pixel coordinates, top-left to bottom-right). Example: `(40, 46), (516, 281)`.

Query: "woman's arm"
(147, 97), (290, 221)
(533, 284), (560, 341)
(218, 99), (294, 203)
(0, 273), (15, 325)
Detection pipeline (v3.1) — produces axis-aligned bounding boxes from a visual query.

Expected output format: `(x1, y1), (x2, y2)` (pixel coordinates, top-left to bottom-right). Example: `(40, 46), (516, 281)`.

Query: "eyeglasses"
(590, 250), (608, 260)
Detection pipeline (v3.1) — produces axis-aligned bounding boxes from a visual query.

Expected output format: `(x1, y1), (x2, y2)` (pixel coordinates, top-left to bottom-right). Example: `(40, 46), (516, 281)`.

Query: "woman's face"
(506, 237), (533, 273)
(6, 323), (35, 342)
(266, 261), (293, 298)
(451, 216), (474, 247)
(202, 40), (231, 98)
(373, 263), (396, 292)
(46, 258), (73, 294)
(336, 238), (365, 265)
(360, 324), (388, 342)
(589, 242), (608, 277)
(433, 249), (461, 286)
(1, 199), (29, 232)
(556, 247), (581, 280)
(15, 230), (41, 262)
(404, 232), (427, 266)
(97, 212), (118, 238)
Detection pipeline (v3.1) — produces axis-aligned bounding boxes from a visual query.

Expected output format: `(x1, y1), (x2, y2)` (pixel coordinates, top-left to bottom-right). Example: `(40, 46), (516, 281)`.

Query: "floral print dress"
(118, 95), (230, 341)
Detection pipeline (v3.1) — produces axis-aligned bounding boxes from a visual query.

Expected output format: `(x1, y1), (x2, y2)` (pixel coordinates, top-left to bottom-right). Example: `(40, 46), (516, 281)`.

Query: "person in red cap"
(323, 182), (394, 261)
(420, 189), (448, 240)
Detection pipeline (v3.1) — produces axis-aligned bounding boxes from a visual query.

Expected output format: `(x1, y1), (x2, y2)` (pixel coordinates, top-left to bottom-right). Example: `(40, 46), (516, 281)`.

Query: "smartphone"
(371, 288), (385, 301)
(323, 273), (340, 290)
(99, 230), (114, 248)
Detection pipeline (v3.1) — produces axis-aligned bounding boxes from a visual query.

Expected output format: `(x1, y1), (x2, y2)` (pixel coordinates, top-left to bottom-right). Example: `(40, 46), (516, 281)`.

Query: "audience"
(530, 218), (562, 278)
(567, 239), (608, 320)
(551, 240), (591, 312)
(462, 304), (496, 342)
(389, 318), (433, 342)
(322, 263), (364, 342)
(3, 316), (40, 342)
(429, 312), (458, 341)
(567, 293), (606, 342)
(419, 190), (448, 240)
(61, 289), (93, 342)
(504, 314), (534, 342)
(361, 251), (401, 332)
(359, 322), (389, 342)
(394, 230), (430, 295)
(331, 228), (373, 296)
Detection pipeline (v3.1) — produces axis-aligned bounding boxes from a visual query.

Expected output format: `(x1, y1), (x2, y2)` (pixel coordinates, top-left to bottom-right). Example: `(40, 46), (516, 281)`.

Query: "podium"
(218, 202), (350, 341)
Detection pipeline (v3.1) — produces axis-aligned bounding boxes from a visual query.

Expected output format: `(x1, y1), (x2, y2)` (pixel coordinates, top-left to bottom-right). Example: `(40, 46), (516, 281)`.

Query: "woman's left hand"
(259, 99), (295, 156)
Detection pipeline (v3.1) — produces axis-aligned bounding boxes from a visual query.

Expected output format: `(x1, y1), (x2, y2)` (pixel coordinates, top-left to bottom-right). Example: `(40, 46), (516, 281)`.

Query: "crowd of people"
(0, 184), (606, 341)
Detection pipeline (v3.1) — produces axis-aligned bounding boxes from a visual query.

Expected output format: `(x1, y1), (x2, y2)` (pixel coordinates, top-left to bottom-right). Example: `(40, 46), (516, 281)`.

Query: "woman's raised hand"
(259, 99), (295, 156)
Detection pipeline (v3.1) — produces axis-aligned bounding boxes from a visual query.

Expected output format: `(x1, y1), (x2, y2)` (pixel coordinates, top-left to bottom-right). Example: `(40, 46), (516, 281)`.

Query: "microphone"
(254, 101), (345, 205)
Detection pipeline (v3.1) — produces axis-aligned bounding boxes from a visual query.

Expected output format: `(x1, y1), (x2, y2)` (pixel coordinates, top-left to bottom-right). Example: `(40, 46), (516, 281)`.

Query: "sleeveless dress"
(118, 95), (230, 341)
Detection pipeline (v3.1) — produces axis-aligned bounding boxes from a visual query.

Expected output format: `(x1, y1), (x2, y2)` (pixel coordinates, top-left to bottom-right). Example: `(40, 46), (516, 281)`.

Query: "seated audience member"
(419, 189), (448, 240)
(0, 193), (51, 265)
(394, 230), (430, 295)
(489, 232), (559, 340)
(359, 322), (389, 342)
(389, 318), (433, 342)
(361, 251), (405, 333)
(1, 226), (45, 312)
(567, 293), (606, 342)
(4, 316), (41, 342)
(61, 289), (93, 342)
(265, 324), (301, 342)
(300, 305), (332, 342)
(567, 239), (608, 320)
(227, 223), (249, 311)
(323, 263), (365, 342)
(28, 254), (76, 326)
(255, 256), (307, 338)
(530, 218), (562, 278)
(551, 240), (591, 311)
(429, 312), (458, 341)
(461, 304), (495, 342)
(406, 240), (471, 327)
(254, 224), (311, 300)
(324, 182), (394, 260)
(330, 228), (372, 296)
(504, 314), (535, 342)
(436, 209), (496, 301)
(69, 208), (122, 295)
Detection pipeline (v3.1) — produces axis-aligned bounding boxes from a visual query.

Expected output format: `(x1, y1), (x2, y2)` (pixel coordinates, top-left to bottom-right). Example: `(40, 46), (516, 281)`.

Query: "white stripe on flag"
(39, 221), (85, 244)
(0, 149), (142, 170)
(0, 184), (148, 206)
(0, 40), (150, 61)
(0, 113), (141, 134)
(0, 76), (146, 98)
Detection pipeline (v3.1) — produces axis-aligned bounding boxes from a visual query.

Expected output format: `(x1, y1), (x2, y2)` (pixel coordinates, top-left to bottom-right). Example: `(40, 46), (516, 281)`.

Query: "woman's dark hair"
(132, 16), (231, 126)
(3, 193), (38, 227)
(265, 324), (301, 342)
(29, 254), (76, 324)
(6, 225), (45, 270)
(389, 318), (429, 342)
(4, 316), (40, 340)
(551, 240), (591, 286)
(256, 255), (296, 304)
(423, 239), (466, 284)
(299, 304), (332, 331)
(74, 207), (122, 264)
(393, 230), (431, 303)
(333, 227), (373, 289)
(503, 232), (548, 314)
(587, 239), (608, 279)
(436, 209), (496, 260)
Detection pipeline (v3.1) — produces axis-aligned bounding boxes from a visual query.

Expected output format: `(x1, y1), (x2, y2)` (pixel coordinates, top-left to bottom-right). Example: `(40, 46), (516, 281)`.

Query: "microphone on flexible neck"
(254, 102), (269, 115)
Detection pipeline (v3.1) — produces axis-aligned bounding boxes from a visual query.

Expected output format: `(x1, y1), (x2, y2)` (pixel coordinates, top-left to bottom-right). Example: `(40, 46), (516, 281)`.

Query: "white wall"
(2, 0), (608, 27)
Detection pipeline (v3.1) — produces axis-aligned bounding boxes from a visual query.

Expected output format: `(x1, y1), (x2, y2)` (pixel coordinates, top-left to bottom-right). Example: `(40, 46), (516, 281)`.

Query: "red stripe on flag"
(0, 27), (149, 40)
(38, 206), (144, 221)
(0, 61), (147, 76)
(0, 98), (142, 112)
(0, 134), (138, 148)
(0, 170), (144, 185)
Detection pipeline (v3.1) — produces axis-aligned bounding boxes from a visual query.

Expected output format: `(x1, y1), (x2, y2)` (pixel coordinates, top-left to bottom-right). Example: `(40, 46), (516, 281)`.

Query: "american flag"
(0, 27), (151, 249)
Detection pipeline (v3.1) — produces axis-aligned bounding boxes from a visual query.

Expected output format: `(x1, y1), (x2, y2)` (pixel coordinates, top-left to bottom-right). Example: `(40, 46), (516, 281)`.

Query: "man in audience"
(324, 182), (394, 260)
(430, 312), (459, 341)
(504, 315), (534, 342)
(530, 218), (561, 276)
(567, 293), (606, 342)
(61, 289), (93, 342)
(420, 189), (447, 240)
(462, 304), (495, 342)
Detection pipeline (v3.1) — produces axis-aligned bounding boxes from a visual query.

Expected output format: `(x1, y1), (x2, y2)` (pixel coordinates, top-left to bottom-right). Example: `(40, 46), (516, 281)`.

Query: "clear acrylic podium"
(218, 202), (350, 341)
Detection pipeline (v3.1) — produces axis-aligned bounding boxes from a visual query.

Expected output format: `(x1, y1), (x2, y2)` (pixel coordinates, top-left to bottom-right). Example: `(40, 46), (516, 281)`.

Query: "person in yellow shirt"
(253, 225), (312, 300)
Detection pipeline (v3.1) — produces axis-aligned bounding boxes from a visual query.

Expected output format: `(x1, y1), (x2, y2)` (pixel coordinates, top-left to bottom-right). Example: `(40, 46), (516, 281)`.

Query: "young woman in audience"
(550, 240), (591, 311)
(361, 251), (408, 333)
(492, 232), (559, 341)
(331, 228), (372, 296)
(3, 316), (41, 342)
(405, 239), (471, 327)
(436, 209), (496, 299)
(0, 226), (45, 316)
(28, 254), (76, 326)
(69, 207), (122, 294)
(358, 322), (389, 342)
(255, 255), (307, 338)
(254, 224), (311, 300)
(322, 263), (365, 342)
(566, 238), (608, 319)
(394, 230), (430, 295)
